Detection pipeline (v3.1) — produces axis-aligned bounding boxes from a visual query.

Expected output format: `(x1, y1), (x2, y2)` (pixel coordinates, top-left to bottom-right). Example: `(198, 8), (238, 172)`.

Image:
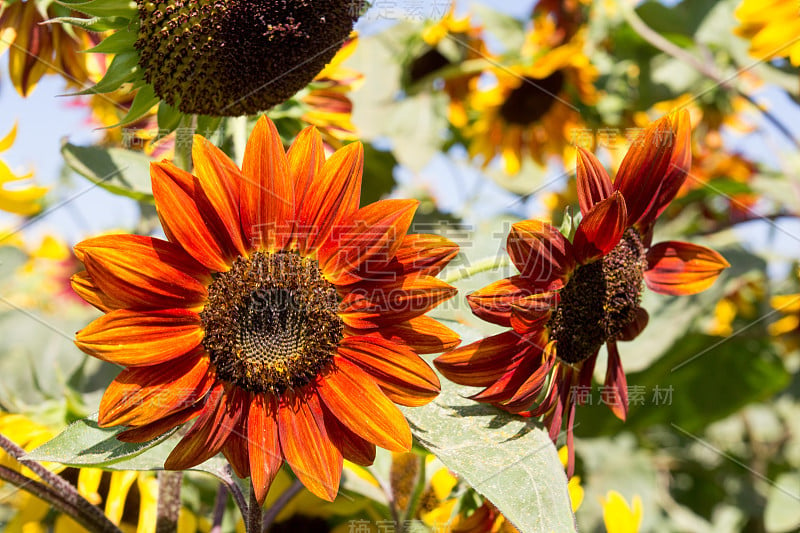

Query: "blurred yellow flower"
(558, 446), (584, 513)
(0, 123), (47, 216)
(735, 0), (800, 66)
(601, 490), (642, 533)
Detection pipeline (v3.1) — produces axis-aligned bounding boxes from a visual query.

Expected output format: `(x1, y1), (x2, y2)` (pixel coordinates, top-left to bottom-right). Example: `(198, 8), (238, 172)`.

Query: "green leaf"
(360, 143), (398, 206)
(401, 373), (576, 532)
(61, 142), (155, 202)
(574, 334), (790, 436)
(47, 15), (130, 31)
(83, 26), (137, 54)
(106, 84), (159, 129)
(157, 102), (183, 133)
(62, 0), (137, 18)
(73, 50), (140, 95)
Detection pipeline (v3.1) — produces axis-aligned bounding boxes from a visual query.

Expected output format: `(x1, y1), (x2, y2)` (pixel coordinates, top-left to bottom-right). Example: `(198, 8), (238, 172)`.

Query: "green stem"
(155, 471), (183, 533)
(246, 483), (263, 533)
(443, 256), (512, 284)
(174, 115), (196, 172)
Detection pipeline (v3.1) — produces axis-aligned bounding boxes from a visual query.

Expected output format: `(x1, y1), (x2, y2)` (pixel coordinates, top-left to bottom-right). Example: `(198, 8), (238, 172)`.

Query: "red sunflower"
(434, 111), (729, 474)
(71, 116), (460, 503)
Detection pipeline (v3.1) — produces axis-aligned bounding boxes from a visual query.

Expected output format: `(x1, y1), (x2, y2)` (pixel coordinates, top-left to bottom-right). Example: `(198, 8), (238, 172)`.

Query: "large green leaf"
(61, 142), (155, 202)
(401, 373), (576, 533)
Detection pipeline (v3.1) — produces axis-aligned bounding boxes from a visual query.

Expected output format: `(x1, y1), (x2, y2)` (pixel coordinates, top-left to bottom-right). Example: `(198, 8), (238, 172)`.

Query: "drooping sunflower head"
(135, 0), (363, 115)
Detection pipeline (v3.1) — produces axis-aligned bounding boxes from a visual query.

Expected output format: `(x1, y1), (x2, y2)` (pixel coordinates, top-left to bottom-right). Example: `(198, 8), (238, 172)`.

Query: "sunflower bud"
(134, 0), (364, 116)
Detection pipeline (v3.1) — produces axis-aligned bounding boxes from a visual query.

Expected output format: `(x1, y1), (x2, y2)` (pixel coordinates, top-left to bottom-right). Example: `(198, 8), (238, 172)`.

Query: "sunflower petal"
(295, 141), (363, 254)
(277, 393), (342, 502)
(98, 349), (214, 427)
(321, 404), (376, 467)
(354, 315), (460, 354)
(240, 116), (293, 252)
(604, 342), (628, 421)
(151, 161), (235, 272)
(117, 403), (206, 443)
(319, 199), (419, 285)
(222, 406), (251, 479)
(572, 192), (627, 264)
(613, 111), (691, 227)
(287, 126), (325, 205)
(70, 272), (127, 313)
(75, 234), (209, 310)
(164, 384), (244, 470)
(317, 359), (411, 452)
(434, 331), (531, 387)
(466, 275), (536, 327)
(248, 394), (283, 505)
(337, 336), (440, 407)
(576, 147), (613, 215)
(645, 241), (729, 295)
(507, 220), (575, 289)
(75, 308), (203, 366)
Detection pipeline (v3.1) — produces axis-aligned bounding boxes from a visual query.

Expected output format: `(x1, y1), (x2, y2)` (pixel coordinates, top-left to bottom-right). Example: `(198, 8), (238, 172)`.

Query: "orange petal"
(248, 394), (283, 505)
(76, 308), (203, 366)
(287, 126), (325, 207)
(613, 110), (692, 227)
(466, 275), (536, 327)
(353, 315), (460, 354)
(295, 141), (363, 254)
(576, 147), (613, 216)
(571, 192), (627, 264)
(645, 241), (729, 295)
(98, 349), (214, 427)
(164, 384), (245, 470)
(317, 359), (412, 452)
(339, 275), (456, 329)
(117, 402), (206, 443)
(70, 271), (126, 313)
(277, 393), (342, 502)
(507, 220), (575, 290)
(151, 161), (235, 272)
(75, 234), (209, 310)
(240, 116), (293, 252)
(337, 336), (440, 407)
(191, 135), (248, 257)
(321, 403), (376, 466)
(318, 199), (419, 285)
(434, 331), (531, 387)
(222, 401), (251, 479)
(356, 233), (460, 281)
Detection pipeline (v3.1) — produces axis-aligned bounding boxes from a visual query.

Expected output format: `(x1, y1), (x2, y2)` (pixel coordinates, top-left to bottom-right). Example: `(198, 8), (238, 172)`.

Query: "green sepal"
(57, 0), (137, 19)
(47, 14), (130, 31)
(82, 25), (138, 54)
(104, 84), (159, 129)
(156, 102), (183, 134)
(72, 50), (140, 95)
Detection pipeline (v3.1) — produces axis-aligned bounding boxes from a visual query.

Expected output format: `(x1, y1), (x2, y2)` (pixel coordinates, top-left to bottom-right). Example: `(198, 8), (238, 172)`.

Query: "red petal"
(434, 331), (530, 387)
(603, 342), (628, 421)
(295, 141), (363, 254)
(467, 275), (537, 327)
(613, 110), (692, 227)
(317, 359), (412, 452)
(321, 404), (376, 466)
(576, 147), (612, 215)
(248, 394), (282, 505)
(117, 402), (206, 443)
(164, 384), (245, 470)
(151, 161), (235, 272)
(98, 349), (213, 427)
(75, 235), (209, 310)
(240, 116), (293, 252)
(356, 233), (459, 281)
(572, 192), (627, 264)
(353, 315), (460, 354)
(287, 126), (325, 206)
(507, 220), (575, 289)
(75, 308), (203, 366)
(70, 271), (126, 312)
(617, 308), (649, 341)
(645, 241), (729, 295)
(277, 392), (342, 502)
(319, 199), (419, 285)
(223, 408), (251, 479)
(339, 275), (456, 329)
(191, 135), (248, 257)
(337, 336), (440, 407)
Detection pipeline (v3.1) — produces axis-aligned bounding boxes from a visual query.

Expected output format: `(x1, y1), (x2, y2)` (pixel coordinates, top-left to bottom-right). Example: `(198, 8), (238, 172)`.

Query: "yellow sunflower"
(0, 122), (47, 216)
(466, 26), (597, 174)
(735, 0), (800, 66)
(71, 116), (459, 504)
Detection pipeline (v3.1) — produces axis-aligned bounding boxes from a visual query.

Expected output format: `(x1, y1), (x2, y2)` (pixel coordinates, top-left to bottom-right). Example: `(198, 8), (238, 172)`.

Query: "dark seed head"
(548, 228), (647, 364)
(499, 71), (565, 126)
(200, 251), (343, 394)
(134, 0), (364, 115)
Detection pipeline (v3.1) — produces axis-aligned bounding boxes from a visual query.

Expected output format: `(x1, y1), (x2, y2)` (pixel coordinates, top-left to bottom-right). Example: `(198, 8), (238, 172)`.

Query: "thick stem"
(261, 478), (304, 533)
(0, 433), (120, 533)
(246, 483), (263, 533)
(155, 471), (183, 533)
(174, 115), (196, 172)
(0, 465), (120, 533)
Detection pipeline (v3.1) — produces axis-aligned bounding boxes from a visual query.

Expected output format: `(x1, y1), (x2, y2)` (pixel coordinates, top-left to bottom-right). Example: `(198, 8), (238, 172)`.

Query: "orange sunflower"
(71, 116), (460, 504)
(435, 111), (729, 474)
